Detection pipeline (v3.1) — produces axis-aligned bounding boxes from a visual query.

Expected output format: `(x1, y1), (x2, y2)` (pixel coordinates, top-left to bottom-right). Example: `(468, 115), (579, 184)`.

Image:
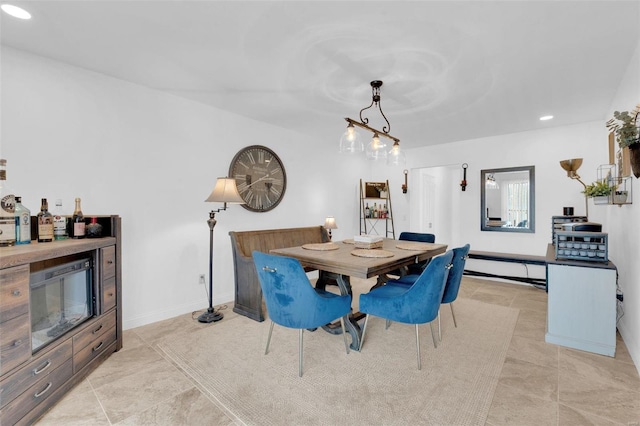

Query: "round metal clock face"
(229, 145), (287, 212)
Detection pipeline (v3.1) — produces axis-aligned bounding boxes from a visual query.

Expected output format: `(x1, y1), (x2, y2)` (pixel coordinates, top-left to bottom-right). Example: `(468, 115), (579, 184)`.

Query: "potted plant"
(583, 180), (616, 205)
(606, 105), (640, 178)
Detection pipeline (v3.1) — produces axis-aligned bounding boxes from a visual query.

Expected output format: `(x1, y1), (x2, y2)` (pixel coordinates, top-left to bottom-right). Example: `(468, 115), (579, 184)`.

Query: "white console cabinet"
(545, 248), (617, 357)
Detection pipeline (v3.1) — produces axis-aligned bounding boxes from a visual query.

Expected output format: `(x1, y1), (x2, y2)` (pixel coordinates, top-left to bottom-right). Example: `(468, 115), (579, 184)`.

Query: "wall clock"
(229, 145), (287, 212)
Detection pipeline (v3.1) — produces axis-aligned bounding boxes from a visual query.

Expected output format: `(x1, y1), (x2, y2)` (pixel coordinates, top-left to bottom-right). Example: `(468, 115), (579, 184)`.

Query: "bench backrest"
(229, 226), (330, 258)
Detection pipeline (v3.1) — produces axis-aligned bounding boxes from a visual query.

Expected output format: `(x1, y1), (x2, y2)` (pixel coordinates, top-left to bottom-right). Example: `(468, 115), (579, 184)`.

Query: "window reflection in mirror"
(481, 166), (535, 233)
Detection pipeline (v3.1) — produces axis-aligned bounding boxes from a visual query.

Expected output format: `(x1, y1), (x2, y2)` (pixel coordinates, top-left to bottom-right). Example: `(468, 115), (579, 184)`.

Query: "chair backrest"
(396, 250), (454, 324)
(399, 232), (435, 243)
(252, 251), (343, 329)
(442, 244), (471, 304)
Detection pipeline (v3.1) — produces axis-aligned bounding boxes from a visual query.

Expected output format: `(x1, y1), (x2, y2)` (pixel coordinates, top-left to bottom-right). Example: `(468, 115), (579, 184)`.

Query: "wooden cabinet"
(0, 215), (121, 425)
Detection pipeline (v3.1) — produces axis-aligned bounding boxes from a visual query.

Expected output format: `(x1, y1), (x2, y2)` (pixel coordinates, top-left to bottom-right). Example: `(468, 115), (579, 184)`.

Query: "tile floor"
(34, 277), (640, 425)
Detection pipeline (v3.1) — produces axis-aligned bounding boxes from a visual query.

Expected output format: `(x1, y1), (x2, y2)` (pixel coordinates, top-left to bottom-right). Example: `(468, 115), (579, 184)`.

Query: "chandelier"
(339, 80), (405, 166)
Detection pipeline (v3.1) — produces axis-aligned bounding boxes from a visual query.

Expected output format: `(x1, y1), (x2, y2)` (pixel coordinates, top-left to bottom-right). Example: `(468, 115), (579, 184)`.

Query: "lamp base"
(197, 308), (224, 323)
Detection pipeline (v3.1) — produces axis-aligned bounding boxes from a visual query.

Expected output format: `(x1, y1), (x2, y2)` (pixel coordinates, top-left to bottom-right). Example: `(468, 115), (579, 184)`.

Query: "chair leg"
(385, 319), (391, 330)
(265, 321), (275, 355)
(430, 322), (438, 348)
(340, 317), (350, 354)
(450, 303), (457, 328)
(298, 329), (304, 377)
(437, 310), (442, 342)
(360, 314), (370, 350)
(415, 324), (421, 370)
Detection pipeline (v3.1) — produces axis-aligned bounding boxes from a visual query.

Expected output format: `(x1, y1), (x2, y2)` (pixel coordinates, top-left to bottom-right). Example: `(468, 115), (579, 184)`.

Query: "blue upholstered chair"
(385, 232), (436, 279)
(252, 251), (352, 377)
(387, 244), (471, 341)
(358, 250), (454, 370)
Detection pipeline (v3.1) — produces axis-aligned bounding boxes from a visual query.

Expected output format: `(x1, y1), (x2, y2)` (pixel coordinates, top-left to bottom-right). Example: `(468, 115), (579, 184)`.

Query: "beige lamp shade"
(205, 177), (245, 204)
(324, 216), (338, 230)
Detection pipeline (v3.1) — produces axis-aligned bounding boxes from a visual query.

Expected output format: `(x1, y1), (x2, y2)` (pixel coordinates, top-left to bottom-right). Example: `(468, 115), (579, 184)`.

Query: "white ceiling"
(2, 1), (639, 149)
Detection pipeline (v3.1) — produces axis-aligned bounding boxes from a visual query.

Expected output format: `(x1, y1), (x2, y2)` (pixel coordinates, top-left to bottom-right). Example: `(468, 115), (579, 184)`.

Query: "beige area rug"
(159, 298), (518, 426)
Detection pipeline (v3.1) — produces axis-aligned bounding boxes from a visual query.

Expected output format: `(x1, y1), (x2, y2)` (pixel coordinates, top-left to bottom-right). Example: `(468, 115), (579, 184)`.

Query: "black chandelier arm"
(344, 117), (400, 143)
(376, 98), (391, 134)
(358, 99), (375, 125)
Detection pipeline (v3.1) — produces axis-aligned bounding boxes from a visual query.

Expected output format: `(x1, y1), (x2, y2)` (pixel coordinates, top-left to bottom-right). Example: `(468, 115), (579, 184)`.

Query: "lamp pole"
(198, 209), (224, 323)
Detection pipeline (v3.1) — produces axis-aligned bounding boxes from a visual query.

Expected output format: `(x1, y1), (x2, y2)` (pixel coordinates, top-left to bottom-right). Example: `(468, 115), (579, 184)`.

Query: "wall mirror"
(481, 166), (535, 233)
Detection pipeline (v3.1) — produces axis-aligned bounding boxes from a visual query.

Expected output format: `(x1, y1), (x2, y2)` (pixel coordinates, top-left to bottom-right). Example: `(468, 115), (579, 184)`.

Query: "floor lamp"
(559, 158), (588, 219)
(199, 177), (245, 323)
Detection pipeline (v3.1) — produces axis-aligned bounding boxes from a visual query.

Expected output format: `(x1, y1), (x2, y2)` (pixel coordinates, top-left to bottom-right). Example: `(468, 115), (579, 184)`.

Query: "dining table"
(270, 238), (448, 351)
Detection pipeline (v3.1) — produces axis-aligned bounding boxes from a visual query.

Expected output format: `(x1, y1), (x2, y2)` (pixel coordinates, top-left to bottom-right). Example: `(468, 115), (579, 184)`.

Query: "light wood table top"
(270, 238), (448, 279)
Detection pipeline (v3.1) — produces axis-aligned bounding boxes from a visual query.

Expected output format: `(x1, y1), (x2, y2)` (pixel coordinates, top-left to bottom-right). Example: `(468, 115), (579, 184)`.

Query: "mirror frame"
(481, 165), (535, 233)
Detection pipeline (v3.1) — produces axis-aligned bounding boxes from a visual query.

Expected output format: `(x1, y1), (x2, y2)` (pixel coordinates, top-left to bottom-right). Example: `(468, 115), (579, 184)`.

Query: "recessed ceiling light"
(1, 4), (31, 20)
(539, 115), (554, 121)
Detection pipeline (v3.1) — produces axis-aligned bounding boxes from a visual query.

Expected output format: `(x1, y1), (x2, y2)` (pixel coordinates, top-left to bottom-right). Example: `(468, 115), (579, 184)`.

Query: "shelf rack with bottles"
(359, 179), (395, 239)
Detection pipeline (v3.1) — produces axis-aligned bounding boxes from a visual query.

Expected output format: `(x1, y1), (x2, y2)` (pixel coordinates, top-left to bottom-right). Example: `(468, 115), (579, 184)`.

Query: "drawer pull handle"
(13, 339), (23, 347)
(92, 341), (104, 352)
(93, 324), (103, 334)
(34, 382), (52, 398)
(108, 293), (114, 297)
(33, 360), (52, 375)
(107, 260), (114, 265)
(12, 289), (21, 296)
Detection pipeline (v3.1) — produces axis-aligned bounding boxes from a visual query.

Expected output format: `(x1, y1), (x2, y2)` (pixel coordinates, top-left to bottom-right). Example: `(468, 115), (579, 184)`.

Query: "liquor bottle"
(53, 199), (68, 240)
(15, 196), (31, 244)
(373, 203), (378, 218)
(0, 159), (16, 246)
(71, 197), (85, 239)
(365, 203), (370, 218)
(37, 198), (54, 243)
(86, 217), (103, 238)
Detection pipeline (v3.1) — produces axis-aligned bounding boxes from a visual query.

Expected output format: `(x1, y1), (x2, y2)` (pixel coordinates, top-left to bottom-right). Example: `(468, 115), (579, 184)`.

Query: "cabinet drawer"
(101, 246), (116, 280)
(0, 265), (29, 323)
(0, 314), (31, 376)
(0, 359), (72, 426)
(103, 276), (116, 313)
(0, 339), (72, 409)
(73, 310), (116, 353)
(73, 326), (116, 373)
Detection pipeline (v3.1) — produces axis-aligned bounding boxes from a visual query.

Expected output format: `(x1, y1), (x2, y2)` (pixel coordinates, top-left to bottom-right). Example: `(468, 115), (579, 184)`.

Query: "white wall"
(1, 47), (368, 329)
(601, 40), (640, 371)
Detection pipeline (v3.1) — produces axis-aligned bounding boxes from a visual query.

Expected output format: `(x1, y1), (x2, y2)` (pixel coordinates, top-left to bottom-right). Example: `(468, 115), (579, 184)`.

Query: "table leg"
(317, 271), (362, 351)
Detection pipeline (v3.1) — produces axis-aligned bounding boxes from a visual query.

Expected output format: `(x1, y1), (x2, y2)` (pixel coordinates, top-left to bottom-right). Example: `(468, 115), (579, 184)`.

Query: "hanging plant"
(606, 104), (640, 178)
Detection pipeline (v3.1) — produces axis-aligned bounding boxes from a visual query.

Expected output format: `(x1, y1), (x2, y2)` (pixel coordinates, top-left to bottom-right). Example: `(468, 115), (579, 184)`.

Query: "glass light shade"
(387, 141), (406, 166)
(324, 216), (337, 230)
(205, 177), (245, 204)
(366, 134), (387, 161)
(339, 123), (364, 153)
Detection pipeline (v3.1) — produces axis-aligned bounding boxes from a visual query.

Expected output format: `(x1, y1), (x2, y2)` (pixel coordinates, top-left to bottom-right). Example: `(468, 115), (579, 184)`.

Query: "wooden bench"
(229, 226), (330, 321)
(464, 250), (548, 286)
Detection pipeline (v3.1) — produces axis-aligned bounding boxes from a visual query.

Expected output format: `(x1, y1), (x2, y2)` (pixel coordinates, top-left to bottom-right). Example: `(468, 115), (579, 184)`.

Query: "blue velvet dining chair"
(386, 232), (436, 279)
(386, 244), (471, 341)
(252, 251), (352, 377)
(358, 250), (453, 370)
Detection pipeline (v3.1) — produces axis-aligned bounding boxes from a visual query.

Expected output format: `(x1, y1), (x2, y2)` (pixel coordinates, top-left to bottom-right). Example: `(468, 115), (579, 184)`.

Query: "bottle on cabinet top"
(15, 196), (31, 244)
(53, 199), (68, 240)
(37, 198), (54, 243)
(71, 197), (85, 239)
(0, 159), (16, 246)
(86, 217), (103, 238)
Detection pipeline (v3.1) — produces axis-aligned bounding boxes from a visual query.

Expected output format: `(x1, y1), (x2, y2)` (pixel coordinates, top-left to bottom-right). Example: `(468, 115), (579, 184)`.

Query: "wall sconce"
(402, 169), (408, 193)
(560, 158), (588, 218)
(460, 163), (468, 191)
(324, 216), (337, 239)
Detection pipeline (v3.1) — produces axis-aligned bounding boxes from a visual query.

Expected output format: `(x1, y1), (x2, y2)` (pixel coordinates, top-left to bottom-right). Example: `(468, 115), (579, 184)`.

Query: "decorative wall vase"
(629, 143), (640, 178)
(613, 191), (628, 204)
